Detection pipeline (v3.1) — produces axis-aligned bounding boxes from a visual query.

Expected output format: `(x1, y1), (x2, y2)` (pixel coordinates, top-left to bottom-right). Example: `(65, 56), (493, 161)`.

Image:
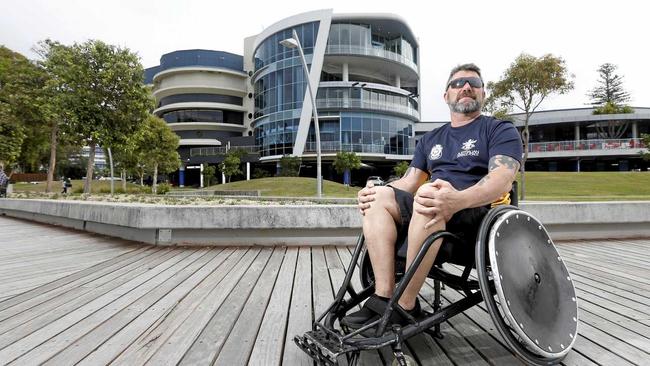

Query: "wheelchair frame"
(294, 205), (573, 366)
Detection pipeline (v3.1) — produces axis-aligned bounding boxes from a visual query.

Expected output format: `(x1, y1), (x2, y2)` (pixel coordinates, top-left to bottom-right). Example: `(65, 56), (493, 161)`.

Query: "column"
(342, 63), (349, 82)
(246, 162), (250, 180)
(632, 121), (638, 139)
(395, 75), (401, 89)
(574, 124), (580, 141)
(199, 164), (204, 188)
(179, 166), (185, 187)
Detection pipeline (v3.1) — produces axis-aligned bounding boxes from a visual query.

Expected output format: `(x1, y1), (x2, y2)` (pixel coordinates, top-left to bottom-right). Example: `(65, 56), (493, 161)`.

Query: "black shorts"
(390, 186), (489, 266)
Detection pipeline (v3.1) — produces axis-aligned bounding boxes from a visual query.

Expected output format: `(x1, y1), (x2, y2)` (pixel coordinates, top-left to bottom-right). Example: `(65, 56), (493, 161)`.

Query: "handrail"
(528, 138), (646, 153)
(315, 98), (420, 120)
(325, 45), (418, 72)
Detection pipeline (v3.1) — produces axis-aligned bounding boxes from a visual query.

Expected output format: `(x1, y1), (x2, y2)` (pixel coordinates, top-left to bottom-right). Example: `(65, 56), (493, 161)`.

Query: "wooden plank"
(0, 248), (184, 349)
(573, 278), (650, 316)
(575, 287), (648, 321)
(558, 246), (649, 274)
(176, 248), (273, 366)
(419, 284), (520, 365)
(108, 248), (238, 365)
(569, 331), (636, 365)
(338, 246), (385, 365)
(214, 247), (286, 365)
(1, 249), (202, 364)
(312, 246), (334, 320)
(577, 299), (650, 339)
(248, 247), (298, 366)
(128, 248), (256, 366)
(72, 249), (228, 366)
(0, 248), (168, 336)
(0, 246), (150, 314)
(577, 308), (650, 356)
(281, 246), (313, 366)
(559, 240), (650, 265)
(569, 273), (650, 306)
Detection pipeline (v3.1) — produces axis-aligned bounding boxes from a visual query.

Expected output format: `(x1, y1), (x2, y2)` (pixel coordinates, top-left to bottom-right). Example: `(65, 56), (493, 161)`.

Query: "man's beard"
(448, 94), (482, 114)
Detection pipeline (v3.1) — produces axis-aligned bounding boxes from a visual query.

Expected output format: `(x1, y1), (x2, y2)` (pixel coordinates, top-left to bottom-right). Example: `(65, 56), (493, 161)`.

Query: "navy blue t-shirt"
(410, 115), (523, 190)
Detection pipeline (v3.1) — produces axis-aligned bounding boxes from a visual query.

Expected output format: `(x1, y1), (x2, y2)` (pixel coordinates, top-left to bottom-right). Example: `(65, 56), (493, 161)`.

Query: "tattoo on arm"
(488, 155), (520, 172)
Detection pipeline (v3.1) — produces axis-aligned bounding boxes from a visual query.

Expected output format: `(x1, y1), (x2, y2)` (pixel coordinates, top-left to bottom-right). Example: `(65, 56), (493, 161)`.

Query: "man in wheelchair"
(294, 64), (578, 366)
(343, 63), (522, 330)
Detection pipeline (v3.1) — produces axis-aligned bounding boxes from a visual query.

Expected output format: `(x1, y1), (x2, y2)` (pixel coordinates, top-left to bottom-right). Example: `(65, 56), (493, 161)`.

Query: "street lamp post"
(280, 29), (322, 198)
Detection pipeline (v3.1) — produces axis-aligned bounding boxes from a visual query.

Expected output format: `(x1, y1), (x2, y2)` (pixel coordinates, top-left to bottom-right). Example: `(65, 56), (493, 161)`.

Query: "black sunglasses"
(447, 77), (483, 89)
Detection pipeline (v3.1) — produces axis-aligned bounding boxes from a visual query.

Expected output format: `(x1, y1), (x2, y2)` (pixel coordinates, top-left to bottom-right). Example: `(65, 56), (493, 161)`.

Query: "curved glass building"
(245, 9), (420, 173)
(145, 50), (252, 186)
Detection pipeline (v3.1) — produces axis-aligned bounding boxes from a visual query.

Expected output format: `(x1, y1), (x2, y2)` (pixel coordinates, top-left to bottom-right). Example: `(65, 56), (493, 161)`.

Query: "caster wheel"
(391, 354), (417, 366)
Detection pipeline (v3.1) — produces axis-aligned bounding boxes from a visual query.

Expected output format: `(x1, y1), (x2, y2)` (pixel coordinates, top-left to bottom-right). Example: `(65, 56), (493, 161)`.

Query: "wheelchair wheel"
(476, 206), (578, 365)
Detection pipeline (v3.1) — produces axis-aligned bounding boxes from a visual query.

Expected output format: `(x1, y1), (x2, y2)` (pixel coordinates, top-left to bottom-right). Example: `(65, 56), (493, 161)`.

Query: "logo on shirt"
(462, 139), (477, 151)
(429, 144), (443, 160)
(457, 138), (479, 158)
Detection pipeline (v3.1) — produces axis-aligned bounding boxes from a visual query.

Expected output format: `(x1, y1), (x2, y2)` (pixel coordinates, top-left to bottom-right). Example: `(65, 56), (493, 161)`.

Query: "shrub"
(252, 167), (271, 179)
(157, 183), (172, 195)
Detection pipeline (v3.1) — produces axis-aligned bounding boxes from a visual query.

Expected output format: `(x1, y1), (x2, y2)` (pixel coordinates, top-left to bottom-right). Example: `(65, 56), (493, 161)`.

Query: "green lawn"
(518, 172), (650, 201)
(199, 177), (359, 198)
(10, 172), (650, 201)
(12, 180), (146, 194)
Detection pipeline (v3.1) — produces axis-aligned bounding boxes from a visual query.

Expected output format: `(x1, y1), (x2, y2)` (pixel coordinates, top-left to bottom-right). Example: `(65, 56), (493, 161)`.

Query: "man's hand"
(414, 179), (465, 229)
(357, 182), (377, 215)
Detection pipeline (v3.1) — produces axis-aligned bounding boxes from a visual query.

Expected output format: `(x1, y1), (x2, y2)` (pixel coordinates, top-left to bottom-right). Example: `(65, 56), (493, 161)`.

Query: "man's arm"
(457, 154), (520, 208)
(414, 155), (519, 228)
(389, 166), (429, 194)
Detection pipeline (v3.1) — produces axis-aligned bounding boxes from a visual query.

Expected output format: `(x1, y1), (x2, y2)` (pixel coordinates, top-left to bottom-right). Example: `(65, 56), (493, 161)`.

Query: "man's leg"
(362, 186), (402, 298)
(398, 208), (446, 310)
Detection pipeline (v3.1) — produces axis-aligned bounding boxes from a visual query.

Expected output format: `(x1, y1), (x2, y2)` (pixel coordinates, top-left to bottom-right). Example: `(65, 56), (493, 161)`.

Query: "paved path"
(0, 216), (648, 365)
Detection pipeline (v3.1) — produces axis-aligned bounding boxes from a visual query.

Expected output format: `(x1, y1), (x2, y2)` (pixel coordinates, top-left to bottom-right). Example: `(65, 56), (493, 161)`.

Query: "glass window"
(362, 117), (372, 131)
(351, 117), (361, 131)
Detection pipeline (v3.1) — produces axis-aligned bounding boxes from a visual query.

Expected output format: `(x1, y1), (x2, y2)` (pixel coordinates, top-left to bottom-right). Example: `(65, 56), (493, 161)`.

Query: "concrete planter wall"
(1, 199), (649, 246)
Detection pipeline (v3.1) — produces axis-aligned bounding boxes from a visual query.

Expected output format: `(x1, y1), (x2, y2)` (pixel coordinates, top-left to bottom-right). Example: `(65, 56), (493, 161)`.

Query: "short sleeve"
(488, 120), (523, 164)
(410, 137), (428, 171)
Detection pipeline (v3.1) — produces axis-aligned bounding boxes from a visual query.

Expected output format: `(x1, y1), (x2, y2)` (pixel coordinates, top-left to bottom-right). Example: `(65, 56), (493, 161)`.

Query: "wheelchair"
(294, 191), (579, 365)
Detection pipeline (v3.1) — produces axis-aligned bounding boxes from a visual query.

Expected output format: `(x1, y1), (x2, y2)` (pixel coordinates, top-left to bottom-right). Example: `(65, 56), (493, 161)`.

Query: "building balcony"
(190, 145), (260, 157)
(528, 138), (648, 158)
(315, 97), (419, 120)
(325, 45), (418, 73)
(304, 141), (414, 156)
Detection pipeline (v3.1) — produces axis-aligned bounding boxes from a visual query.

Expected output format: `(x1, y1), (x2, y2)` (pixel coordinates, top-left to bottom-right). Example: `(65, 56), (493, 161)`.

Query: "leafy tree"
(219, 154), (242, 183)
(279, 155), (301, 177)
(0, 118), (25, 171)
(486, 53), (573, 200)
(588, 63), (631, 107)
(0, 46), (48, 175)
(587, 63), (633, 138)
(393, 161), (410, 177)
(202, 165), (217, 187)
(39, 39), (152, 193)
(136, 115), (180, 194)
(333, 151), (361, 186)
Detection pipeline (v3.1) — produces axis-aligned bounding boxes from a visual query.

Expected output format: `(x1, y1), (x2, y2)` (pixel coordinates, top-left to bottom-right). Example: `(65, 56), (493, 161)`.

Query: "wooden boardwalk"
(0, 215), (648, 365)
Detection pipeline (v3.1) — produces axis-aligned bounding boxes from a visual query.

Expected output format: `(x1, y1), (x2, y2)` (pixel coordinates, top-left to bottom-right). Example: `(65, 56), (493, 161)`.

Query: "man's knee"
(365, 186), (398, 214)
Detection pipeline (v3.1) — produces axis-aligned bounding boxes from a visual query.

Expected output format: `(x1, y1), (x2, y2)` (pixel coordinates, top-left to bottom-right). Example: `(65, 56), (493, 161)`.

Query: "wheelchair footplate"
(294, 329), (348, 365)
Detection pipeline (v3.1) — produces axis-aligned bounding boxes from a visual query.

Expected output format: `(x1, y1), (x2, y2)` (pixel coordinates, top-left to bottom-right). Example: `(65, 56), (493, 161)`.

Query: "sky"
(1, 0), (647, 121)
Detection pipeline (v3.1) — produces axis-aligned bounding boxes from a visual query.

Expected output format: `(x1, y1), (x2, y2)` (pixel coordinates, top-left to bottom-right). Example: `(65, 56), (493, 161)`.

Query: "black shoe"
(340, 294), (388, 329)
(341, 296), (423, 331)
(392, 298), (423, 327)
